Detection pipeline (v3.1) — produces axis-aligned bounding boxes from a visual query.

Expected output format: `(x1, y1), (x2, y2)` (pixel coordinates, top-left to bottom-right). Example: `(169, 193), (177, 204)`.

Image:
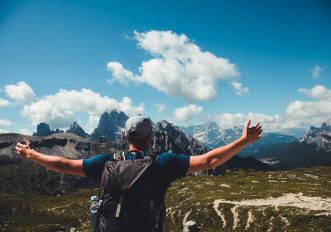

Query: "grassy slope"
(0, 167), (330, 231)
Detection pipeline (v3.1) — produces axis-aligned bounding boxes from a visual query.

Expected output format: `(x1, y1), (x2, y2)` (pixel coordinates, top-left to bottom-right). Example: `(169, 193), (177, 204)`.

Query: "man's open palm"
(242, 120), (263, 144)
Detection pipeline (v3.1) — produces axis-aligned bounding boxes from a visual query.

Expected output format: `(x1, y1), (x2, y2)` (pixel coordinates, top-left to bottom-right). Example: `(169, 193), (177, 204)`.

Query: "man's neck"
(128, 144), (144, 152)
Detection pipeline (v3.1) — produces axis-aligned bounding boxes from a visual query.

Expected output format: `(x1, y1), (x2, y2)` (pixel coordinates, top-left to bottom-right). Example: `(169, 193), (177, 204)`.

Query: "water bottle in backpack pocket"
(90, 195), (101, 232)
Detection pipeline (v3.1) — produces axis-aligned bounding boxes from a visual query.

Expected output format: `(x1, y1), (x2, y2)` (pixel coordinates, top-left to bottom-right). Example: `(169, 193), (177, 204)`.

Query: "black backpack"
(93, 151), (167, 232)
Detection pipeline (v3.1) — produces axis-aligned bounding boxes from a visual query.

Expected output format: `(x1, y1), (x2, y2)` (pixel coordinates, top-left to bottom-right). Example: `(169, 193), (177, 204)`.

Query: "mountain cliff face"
(91, 111), (128, 141)
(66, 122), (89, 138)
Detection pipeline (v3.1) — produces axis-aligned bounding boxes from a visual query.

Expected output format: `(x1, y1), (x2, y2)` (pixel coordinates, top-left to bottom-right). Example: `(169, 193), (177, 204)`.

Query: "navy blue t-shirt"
(83, 152), (190, 183)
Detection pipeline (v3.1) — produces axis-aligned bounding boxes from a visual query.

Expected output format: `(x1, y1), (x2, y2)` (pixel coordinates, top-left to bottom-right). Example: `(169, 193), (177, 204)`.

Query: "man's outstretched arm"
(15, 140), (85, 177)
(187, 120), (262, 175)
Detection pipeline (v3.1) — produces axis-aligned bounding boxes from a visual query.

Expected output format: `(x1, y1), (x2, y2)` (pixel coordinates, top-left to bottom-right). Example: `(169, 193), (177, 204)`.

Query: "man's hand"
(242, 120), (263, 144)
(16, 138), (34, 159)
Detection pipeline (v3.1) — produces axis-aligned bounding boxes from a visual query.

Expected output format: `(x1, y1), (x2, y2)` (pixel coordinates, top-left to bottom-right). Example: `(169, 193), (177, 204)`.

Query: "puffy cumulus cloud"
(173, 104), (203, 123)
(107, 30), (239, 102)
(0, 118), (13, 127)
(154, 103), (166, 113)
(21, 99), (76, 129)
(4, 81), (35, 104)
(0, 98), (10, 107)
(286, 85), (331, 127)
(107, 62), (135, 85)
(298, 85), (331, 99)
(231, 81), (250, 96)
(311, 65), (323, 79)
(211, 85), (331, 131)
(21, 88), (145, 132)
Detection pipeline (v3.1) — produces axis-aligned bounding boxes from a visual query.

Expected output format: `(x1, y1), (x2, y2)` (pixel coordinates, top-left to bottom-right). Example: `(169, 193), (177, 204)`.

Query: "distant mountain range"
(247, 119), (331, 169)
(181, 122), (297, 157)
(3, 110), (331, 171)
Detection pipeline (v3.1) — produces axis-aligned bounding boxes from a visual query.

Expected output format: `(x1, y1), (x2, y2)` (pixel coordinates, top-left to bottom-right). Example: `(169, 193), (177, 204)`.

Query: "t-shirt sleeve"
(156, 153), (190, 183)
(83, 154), (112, 179)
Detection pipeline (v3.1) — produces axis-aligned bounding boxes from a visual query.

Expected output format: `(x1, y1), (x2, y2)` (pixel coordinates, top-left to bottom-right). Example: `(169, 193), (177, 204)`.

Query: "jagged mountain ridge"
(299, 119), (331, 152)
(247, 119), (331, 169)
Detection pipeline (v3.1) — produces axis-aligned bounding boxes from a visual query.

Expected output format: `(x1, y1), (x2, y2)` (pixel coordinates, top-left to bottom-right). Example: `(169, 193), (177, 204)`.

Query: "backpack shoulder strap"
(113, 151), (126, 161)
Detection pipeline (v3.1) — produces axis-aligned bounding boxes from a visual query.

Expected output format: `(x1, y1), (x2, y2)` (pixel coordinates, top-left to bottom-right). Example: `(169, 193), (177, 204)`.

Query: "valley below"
(1, 166), (330, 232)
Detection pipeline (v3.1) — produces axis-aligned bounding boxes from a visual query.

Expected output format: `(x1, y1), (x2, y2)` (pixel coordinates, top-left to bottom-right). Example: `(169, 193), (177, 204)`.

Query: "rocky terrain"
(0, 167), (330, 231)
(167, 167), (331, 231)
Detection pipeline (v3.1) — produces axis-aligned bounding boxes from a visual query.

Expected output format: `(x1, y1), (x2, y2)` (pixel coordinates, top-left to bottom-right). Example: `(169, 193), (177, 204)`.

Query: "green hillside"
(0, 167), (330, 231)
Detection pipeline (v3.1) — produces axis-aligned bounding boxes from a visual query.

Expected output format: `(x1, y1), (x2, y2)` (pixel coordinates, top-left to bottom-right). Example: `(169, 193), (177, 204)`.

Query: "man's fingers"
(16, 143), (23, 148)
(256, 127), (263, 133)
(24, 138), (31, 148)
(15, 146), (22, 152)
(244, 120), (251, 130)
(253, 123), (260, 129)
(17, 142), (31, 149)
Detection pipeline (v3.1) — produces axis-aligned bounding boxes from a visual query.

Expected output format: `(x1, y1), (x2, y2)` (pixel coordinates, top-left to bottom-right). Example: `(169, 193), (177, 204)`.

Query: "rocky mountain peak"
(91, 110), (128, 141)
(300, 119), (331, 152)
(206, 121), (220, 130)
(33, 123), (64, 136)
(67, 122), (89, 138)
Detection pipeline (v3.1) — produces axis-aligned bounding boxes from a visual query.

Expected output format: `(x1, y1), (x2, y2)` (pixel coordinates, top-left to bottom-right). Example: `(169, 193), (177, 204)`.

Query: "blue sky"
(0, 0), (330, 134)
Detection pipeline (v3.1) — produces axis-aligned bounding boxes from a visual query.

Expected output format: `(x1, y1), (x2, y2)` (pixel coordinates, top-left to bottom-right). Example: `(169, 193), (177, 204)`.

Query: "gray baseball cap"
(124, 116), (153, 139)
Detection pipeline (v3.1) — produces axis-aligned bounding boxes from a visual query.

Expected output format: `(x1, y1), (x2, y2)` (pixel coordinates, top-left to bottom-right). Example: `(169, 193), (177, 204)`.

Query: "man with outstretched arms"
(16, 116), (262, 231)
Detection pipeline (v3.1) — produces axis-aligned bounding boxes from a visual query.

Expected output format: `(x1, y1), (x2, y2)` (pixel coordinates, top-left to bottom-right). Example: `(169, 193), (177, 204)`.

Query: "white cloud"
(21, 88), (145, 132)
(0, 98), (10, 107)
(298, 85), (331, 99)
(154, 103), (166, 113)
(231, 81), (250, 96)
(286, 85), (331, 121)
(4, 81), (35, 104)
(212, 112), (281, 131)
(107, 30), (240, 102)
(0, 129), (9, 133)
(0, 118), (13, 127)
(281, 85), (331, 129)
(19, 128), (33, 135)
(311, 65), (323, 79)
(210, 85), (331, 131)
(173, 104), (203, 123)
(107, 62), (135, 85)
